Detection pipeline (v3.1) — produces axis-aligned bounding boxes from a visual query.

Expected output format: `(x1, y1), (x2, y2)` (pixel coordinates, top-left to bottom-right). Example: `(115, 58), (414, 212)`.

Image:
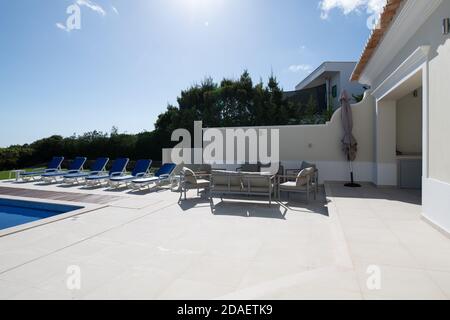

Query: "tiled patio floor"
(326, 183), (450, 299)
(0, 179), (449, 299)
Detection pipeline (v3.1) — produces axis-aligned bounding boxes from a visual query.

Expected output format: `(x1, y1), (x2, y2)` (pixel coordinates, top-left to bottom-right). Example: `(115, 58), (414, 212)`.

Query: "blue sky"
(0, 0), (384, 147)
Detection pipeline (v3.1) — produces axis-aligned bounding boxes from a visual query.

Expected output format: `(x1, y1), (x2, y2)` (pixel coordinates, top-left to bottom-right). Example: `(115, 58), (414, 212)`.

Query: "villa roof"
(296, 61), (357, 90)
(351, 0), (405, 82)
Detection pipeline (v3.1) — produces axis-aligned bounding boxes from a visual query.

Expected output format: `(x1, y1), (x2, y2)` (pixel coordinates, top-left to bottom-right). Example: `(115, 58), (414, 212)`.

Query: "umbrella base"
(345, 172), (361, 188)
(344, 183), (361, 188)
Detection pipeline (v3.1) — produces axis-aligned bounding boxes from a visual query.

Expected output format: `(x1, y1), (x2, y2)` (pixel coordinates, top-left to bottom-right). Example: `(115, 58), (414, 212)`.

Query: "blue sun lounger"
(130, 163), (177, 190)
(85, 158), (129, 187)
(41, 157), (87, 183)
(63, 157), (109, 184)
(19, 156), (65, 181)
(108, 159), (152, 188)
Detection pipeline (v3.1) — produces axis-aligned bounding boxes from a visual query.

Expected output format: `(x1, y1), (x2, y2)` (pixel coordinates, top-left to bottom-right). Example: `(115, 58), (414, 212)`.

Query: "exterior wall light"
(444, 18), (450, 35)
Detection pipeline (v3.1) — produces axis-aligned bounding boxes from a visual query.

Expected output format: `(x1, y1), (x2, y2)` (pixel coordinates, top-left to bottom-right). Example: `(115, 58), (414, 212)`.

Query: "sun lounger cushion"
(85, 158), (128, 181)
(156, 163), (177, 177)
(64, 172), (91, 179)
(21, 156), (64, 176)
(43, 157), (86, 177)
(130, 159), (152, 177)
(89, 157), (110, 172)
(109, 175), (135, 182)
(42, 171), (68, 177)
(64, 158), (109, 179)
(132, 176), (159, 184)
(86, 174), (110, 180)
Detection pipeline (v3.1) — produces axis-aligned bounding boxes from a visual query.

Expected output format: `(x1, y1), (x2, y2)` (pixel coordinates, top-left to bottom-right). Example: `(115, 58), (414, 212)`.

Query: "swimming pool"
(0, 198), (83, 231)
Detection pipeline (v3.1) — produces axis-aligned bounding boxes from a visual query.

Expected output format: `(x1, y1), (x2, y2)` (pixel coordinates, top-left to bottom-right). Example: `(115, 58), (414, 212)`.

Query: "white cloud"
(319, 0), (386, 19)
(111, 6), (119, 15)
(288, 64), (313, 73)
(76, 0), (106, 16)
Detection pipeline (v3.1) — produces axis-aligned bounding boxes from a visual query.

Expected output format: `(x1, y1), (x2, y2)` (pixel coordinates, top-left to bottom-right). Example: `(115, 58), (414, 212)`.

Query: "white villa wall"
(396, 88), (422, 154)
(203, 92), (375, 184)
(371, 1), (450, 183)
(367, 0), (450, 232)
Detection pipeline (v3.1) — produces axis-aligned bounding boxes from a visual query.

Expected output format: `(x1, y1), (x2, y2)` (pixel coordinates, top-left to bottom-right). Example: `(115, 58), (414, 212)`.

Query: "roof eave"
(351, 0), (405, 82)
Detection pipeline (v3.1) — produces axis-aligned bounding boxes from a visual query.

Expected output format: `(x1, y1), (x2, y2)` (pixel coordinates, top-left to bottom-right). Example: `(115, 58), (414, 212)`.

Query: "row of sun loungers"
(18, 156), (177, 190)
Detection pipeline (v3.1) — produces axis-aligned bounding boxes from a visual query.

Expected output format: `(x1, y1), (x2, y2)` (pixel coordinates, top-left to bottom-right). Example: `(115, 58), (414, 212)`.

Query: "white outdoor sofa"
(209, 170), (277, 205)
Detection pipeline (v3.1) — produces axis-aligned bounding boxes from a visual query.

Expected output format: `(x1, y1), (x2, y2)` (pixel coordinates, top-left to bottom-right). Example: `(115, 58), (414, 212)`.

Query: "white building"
(295, 61), (366, 109)
(351, 0), (450, 234)
(166, 0), (450, 235)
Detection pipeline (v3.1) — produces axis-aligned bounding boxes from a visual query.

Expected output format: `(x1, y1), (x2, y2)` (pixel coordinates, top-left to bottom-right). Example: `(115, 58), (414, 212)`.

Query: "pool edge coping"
(0, 195), (107, 238)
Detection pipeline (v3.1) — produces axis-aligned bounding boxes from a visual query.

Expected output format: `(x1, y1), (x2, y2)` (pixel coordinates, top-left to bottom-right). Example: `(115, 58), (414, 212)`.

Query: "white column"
(421, 62), (429, 179)
(375, 99), (397, 186)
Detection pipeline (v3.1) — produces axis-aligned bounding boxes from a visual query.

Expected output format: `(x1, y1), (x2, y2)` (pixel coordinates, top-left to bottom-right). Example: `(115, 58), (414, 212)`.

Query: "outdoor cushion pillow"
(182, 167), (197, 184)
(301, 161), (316, 170)
(296, 167), (314, 186)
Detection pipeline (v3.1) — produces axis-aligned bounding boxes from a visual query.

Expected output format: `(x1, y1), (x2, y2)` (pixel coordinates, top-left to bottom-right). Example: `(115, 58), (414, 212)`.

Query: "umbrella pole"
(345, 158), (361, 188)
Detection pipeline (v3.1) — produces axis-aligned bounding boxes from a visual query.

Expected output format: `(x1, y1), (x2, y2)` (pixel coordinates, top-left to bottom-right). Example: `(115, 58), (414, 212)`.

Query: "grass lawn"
(0, 168), (45, 180)
(0, 171), (10, 180)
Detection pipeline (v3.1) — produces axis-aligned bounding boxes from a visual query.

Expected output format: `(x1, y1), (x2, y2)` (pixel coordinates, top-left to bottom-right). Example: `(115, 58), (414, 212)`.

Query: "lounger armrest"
(110, 172), (123, 177)
(159, 174), (170, 179)
(135, 172), (147, 178)
(45, 169), (58, 173)
(67, 170), (79, 174)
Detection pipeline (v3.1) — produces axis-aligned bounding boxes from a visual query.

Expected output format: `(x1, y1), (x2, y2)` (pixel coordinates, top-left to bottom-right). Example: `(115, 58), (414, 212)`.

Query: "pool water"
(0, 198), (83, 231)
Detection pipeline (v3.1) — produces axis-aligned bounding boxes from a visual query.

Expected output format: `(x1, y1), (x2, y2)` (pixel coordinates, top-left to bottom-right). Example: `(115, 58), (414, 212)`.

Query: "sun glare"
(178, 0), (223, 12)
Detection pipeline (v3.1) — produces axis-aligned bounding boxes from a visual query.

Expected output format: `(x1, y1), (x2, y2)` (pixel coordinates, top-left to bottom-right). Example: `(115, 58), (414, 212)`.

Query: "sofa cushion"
(211, 171), (242, 187)
(280, 181), (307, 190)
(212, 185), (242, 192)
(241, 172), (272, 188)
(247, 186), (273, 193)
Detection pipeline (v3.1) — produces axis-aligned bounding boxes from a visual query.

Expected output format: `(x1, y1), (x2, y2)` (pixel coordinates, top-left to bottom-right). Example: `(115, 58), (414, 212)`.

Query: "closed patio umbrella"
(340, 90), (361, 188)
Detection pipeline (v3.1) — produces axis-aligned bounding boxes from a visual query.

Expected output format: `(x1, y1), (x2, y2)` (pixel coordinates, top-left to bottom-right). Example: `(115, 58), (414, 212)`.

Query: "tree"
(0, 71), (331, 171)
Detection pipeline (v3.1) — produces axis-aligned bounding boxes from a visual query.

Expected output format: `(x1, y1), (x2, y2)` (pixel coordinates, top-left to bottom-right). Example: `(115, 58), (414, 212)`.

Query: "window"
(332, 85), (337, 98)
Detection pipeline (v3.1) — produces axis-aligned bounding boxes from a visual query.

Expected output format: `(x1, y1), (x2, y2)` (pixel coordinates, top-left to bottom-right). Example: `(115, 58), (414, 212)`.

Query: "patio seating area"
(179, 162), (317, 205)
